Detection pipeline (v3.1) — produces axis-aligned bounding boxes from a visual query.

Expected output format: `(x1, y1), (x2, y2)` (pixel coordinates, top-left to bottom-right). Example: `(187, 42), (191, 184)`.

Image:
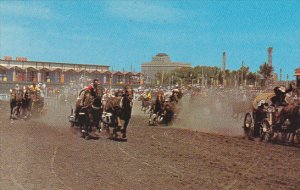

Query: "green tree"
(246, 72), (257, 85)
(258, 62), (273, 79)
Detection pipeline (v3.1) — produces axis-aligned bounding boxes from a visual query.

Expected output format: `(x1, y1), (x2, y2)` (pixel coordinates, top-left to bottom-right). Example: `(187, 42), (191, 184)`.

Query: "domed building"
(141, 53), (191, 84)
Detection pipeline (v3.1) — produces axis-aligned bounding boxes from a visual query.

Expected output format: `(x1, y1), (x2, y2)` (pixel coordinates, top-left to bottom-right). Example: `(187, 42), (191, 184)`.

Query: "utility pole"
(254, 72), (257, 87)
(222, 52), (226, 87)
(25, 68), (28, 84)
(280, 68), (282, 81)
(161, 71), (164, 86)
(201, 68), (204, 87)
(241, 61), (244, 87)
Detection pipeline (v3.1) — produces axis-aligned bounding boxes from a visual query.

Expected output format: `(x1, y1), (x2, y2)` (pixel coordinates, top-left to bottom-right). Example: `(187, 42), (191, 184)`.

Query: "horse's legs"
(287, 132), (294, 144)
(122, 119), (130, 138)
(10, 107), (13, 119)
(94, 119), (102, 133)
(16, 103), (21, 116)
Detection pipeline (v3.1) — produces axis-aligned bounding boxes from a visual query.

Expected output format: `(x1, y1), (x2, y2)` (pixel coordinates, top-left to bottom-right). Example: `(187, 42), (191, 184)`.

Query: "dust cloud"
(36, 101), (72, 128)
(174, 95), (244, 136)
(34, 92), (245, 136)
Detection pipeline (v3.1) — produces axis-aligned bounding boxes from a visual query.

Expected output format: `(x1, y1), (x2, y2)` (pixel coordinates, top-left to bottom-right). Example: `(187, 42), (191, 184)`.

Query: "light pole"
(201, 68), (204, 87)
(241, 61), (244, 87)
(192, 79), (196, 87)
(179, 78), (182, 87)
(254, 72), (257, 88)
(109, 74), (112, 90)
(25, 68), (28, 84)
(260, 76), (265, 87)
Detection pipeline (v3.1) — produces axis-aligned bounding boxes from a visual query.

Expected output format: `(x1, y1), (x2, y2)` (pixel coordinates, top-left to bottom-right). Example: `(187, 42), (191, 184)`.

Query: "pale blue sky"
(0, 0), (299, 78)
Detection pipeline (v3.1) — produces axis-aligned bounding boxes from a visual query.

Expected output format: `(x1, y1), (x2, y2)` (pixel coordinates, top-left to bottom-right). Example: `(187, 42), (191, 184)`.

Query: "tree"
(258, 62), (273, 79)
(246, 72), (257, 85)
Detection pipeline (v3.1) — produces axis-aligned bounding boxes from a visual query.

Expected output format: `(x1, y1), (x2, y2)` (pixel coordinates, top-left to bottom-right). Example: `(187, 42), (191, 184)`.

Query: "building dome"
(156, 53), (168, 57)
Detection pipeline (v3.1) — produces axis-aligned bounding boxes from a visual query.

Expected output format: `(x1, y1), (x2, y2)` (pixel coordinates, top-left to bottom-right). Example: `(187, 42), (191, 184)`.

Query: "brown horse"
(10, 89), (23, 119)
(74, 90), (103, 139)
(104, 89), (133, 140)
(138, 94), (152, 113)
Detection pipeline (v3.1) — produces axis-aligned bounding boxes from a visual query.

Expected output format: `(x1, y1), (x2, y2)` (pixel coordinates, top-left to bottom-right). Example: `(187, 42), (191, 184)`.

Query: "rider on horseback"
(271, 84), (293, 107)
(86, 79), (100, 97)
(146, 90), (151, 100)
(270, 84), (294, 133)
(15, 84), (20, 91)
(29, 83), (40, 92)
(80, 79), (100, 106)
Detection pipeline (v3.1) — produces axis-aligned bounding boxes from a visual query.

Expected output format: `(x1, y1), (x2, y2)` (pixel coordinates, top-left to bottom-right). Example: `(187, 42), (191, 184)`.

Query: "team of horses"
(71, 87), (133, 140)
(10, 88), (45, 120)
(243, 88), (300, 145)
(138, 90), (183, 126)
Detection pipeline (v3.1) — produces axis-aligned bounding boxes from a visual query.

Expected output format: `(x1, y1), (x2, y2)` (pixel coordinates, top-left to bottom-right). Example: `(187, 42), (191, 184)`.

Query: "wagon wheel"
(80, 125), (90, 140)
(84, 134), (90, 140)
(12, 106), (19, 119)
(260, 119), (272, 142)
(243, 113), (254, 139)
(153, 115), (158, 126)
(102, 122), (110, 134)
(296, 129), (300, 142)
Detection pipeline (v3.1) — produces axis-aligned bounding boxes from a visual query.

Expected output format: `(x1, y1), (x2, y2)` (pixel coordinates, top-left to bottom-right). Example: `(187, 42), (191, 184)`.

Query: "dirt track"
(0, 100), (300, 190)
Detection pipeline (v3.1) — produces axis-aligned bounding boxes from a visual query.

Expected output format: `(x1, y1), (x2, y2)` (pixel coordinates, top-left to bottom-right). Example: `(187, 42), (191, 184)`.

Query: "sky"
(0, 0), (299, 78)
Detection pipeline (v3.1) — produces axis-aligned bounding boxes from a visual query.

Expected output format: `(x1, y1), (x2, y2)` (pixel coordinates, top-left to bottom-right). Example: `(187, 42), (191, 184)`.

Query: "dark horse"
(74, 91), (103, 139)
(118, 92), (133, 139)
(90, 95), (103, 133)
(10, 88), (33, 120)
(105, 90), (133, 140)
(21, 87), (32, 119)
(274, 104), (300, 144)
(10, 89), (23, 119)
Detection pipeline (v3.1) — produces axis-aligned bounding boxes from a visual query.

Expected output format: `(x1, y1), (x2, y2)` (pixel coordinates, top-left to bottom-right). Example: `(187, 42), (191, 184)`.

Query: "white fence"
(0, 94), (10, 101)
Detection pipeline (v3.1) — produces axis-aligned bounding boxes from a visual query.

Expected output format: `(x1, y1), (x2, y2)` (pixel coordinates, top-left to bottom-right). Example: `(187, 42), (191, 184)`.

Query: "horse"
(104, 90), (133, 140)
(149, 99), (177, 126)
(272, 101), (300, 145)
(138, 94), (152, 113)
(21, 87), (32, 119)
(9, 89), (23, 119)
(264, 88), (299, 144)
(74, 90), (103, 139)
(90, 95), (103, 133)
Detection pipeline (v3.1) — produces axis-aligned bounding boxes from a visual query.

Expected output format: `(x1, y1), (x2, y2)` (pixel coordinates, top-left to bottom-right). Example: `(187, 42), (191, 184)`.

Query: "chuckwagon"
(243, 85), (299, 144)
